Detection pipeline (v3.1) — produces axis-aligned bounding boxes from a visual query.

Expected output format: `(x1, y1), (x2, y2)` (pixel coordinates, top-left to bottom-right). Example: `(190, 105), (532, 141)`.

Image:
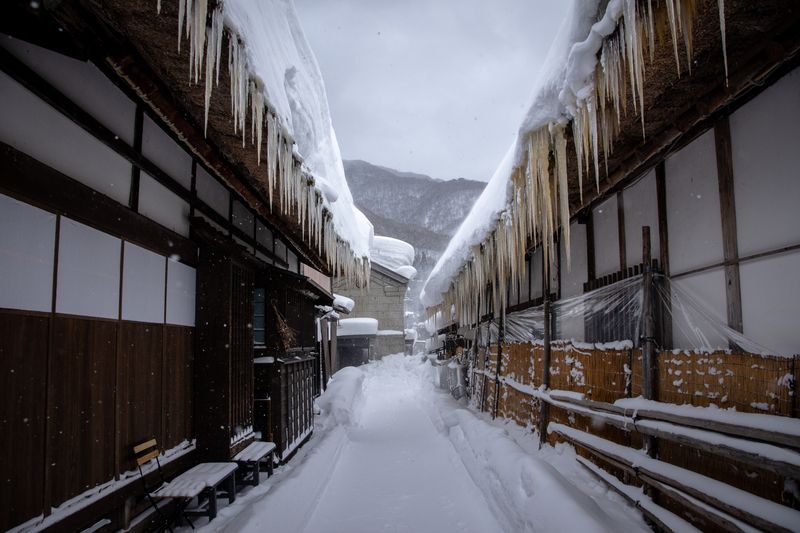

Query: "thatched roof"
(36, 0), (370, 282)
(422, 0), (800, 322)
(569, 0), (800, 212)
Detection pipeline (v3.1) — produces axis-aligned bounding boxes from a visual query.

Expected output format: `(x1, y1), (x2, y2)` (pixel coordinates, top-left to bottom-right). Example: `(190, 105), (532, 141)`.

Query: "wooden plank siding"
(117, 321), (164, 473)
(230, 262), (255, 443)
(194, 226), (258, 460)
(47, 316), (117, 508)
(0, 312), (49, 530)
(163, 326), (194, 450)
(0, 311), (194, 531)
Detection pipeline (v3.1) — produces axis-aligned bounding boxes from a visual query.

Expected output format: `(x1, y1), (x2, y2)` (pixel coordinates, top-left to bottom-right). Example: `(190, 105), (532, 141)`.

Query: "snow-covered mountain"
(344, 160), (485, 236)
(343, 159), (485, 311)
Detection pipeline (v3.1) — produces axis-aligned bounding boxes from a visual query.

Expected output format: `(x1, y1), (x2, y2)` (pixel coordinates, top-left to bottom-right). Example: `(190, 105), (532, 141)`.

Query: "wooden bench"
(153, 463), (238, 521)
(233, 441), (276, 487)
(134, 439), (238, 527)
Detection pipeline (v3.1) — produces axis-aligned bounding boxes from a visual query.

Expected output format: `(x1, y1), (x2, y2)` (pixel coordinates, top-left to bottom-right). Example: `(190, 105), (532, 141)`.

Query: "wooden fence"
(263, 355), (316, 461)
(472, 341), (800, 530)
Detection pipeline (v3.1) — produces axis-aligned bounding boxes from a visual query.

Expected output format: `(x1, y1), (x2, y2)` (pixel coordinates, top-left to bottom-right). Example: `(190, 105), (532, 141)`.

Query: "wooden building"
(0, 1), (367, 531)
(423, 0), (800, 530)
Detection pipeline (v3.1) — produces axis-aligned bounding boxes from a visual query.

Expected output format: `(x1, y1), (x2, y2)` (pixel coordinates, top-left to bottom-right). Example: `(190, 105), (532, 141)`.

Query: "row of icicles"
(158, 0), (369, 287)
(430, 0), (728, 327)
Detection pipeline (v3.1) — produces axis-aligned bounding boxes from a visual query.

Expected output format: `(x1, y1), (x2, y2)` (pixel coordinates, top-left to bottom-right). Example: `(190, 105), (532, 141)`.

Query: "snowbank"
(332, 293), (355, 313)
(443, 408), (635, 533)
(370, 235), (416, 280)
(316, 366), (365, 428)
(337, 317), (378, 337)
(223, 0), (372, 257)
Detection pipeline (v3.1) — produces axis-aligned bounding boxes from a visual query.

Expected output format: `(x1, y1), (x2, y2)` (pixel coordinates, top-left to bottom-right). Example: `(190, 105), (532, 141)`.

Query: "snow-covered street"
(194, 355), (649, 533)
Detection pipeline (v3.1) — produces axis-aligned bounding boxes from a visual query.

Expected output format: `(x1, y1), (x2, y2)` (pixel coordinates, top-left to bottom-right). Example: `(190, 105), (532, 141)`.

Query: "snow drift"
(443, 408), (632, 533)
(315, 366), (365, 428)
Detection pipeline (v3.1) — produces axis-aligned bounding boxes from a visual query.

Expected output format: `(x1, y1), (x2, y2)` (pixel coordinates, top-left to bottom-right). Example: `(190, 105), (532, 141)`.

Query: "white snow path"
(193, 355), (648, 533)
(300, 358), (504, 533)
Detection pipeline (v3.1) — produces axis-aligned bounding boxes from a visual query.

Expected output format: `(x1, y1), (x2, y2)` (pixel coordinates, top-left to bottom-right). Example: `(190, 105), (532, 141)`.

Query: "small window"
(232, 199), (254, 236)
(287, 249), (299, 273)
(253, 287), (266, 346)
(256, 220), (274, 251)
(274, 239), (287, 265)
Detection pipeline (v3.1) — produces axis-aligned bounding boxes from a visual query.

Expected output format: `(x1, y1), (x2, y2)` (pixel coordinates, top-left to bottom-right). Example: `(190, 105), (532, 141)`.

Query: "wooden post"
(492, 318), (504, 420)
(480, 318), (493, 412)
(714, 116), (744, 335)
(539, 249), (552, 447)
(641, 226), (658, 459)
(617, 191), (627, 271)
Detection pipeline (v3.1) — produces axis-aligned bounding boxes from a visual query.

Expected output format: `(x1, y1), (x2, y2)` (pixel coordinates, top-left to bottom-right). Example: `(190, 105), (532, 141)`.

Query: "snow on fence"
(470, 340), (800, 528)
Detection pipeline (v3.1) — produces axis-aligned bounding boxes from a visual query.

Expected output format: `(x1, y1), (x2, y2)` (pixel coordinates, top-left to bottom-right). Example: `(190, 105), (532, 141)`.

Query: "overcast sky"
(294, 0), (569, 182)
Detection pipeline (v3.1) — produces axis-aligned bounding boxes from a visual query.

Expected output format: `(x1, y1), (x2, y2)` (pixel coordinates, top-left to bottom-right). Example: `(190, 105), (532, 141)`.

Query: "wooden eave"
(566, 0), (800, 217)
(29, 0), (332, 275)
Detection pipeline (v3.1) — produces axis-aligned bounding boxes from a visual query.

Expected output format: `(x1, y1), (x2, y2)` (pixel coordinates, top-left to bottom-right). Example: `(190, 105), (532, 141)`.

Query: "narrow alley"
(198, 355), (649, 533)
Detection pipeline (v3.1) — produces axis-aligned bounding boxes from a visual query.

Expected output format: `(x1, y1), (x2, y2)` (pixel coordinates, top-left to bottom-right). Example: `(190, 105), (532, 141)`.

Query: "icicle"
(666, 0), (681, 76)
(178, 0), (185, 52)
(718, 0), (728, 86)
(203, 8), (223, 136)
(553, 124), (570, 271)
(157, 0), (162, 15)
(587, 95), (600, 192)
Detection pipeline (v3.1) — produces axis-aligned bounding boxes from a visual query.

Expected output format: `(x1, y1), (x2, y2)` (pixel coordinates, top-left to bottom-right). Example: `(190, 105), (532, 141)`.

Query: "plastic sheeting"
(492, 275), (643, 346)
(482, 274), (784, 357)
(658, 276), (776, 356)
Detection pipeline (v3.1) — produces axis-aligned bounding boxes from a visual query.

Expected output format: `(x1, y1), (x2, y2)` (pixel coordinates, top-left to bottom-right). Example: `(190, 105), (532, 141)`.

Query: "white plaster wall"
(0, 71), (132, 206)
(670, 268), (728, 351)
(56, 217), (121, 319)
(740, 251), (800, 356)
(122, 242), (166, 323)
(139, 173), (191, 237)
(197, 165), (229, 217)
(560, 221), (587, 298)
(166, 258), (196, 326)
(593, 195), (620, 277)
(730, 66), (800, 257)
(665, 130), (723, 274)
(0, 193), (56, 312)
(142, 115), (193, 189)
(623, 170), (660, 268)
(1, 35), (135, 144)
(232, 200), (255, 235)
(256, 221), (274, 251)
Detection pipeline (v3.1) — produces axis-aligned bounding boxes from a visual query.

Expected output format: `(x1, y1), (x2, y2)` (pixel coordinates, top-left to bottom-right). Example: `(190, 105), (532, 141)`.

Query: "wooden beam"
(617, 191), (627, 271)
(0, 142), (197, 267)
(129, 105), (143, 212)
(585, 210), (596, 282)
(714, 116), (744, 333)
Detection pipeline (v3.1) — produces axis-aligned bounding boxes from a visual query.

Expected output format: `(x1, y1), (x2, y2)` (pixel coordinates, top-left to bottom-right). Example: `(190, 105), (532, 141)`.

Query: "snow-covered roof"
(337, 317), (379, 337)
(333, 293), (355, 314)
(421, 0), (727, 314)
(420, 1), (599, 309)
(223, 0), (372, 259)
(156, 0), (373, 285)
(370, 236), (417, 280)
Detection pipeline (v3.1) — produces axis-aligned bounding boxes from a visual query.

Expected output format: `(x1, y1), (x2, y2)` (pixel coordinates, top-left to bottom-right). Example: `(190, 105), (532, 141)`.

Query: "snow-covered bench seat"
(233, 441), (276, 486)
(152, 462), (238, 521)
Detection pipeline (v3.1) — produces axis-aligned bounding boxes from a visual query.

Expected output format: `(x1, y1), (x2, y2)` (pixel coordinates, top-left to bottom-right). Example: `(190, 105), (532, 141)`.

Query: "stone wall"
(334, 266), (408, 357)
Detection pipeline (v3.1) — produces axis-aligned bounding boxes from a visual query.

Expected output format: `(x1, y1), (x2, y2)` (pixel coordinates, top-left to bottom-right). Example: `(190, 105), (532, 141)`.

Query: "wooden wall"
(472, 340), (800, 523)
(0, 310), (193, 531)
(195, 234), (255, 460)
